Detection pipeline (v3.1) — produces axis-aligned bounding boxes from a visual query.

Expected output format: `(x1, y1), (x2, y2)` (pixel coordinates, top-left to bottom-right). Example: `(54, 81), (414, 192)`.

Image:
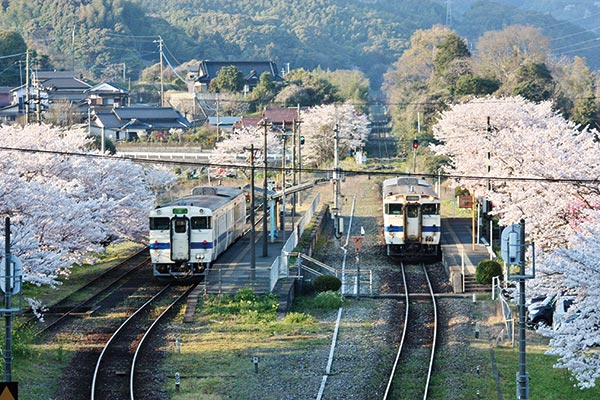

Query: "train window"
(386, 204), (403, 215)
(191, 216), (211, 230)
(150, 217), (170, 230)
(406, 204), (419, 218)
(421, 204), (439, 215)
(174, 218), (187, 233)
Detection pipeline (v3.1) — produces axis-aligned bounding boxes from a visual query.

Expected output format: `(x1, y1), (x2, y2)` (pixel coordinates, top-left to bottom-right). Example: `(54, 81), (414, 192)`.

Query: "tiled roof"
(264, 108), (299, 123)
(93, 106), (191, 130)
(197, 61), (282, 83)
(40, 77), (91, 91)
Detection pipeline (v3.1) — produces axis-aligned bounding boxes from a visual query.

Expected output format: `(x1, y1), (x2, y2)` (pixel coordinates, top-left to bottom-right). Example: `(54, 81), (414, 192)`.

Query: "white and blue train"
(382, 177), (441, 259)
(149, 186), (246, 279)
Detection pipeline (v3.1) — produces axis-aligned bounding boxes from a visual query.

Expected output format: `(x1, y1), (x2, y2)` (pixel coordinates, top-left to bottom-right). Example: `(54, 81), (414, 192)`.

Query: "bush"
(313, 291), (344, 309)
(283, 312), (315, 324)
(475, 260), (503, 284)
(312, 275), (342, 292)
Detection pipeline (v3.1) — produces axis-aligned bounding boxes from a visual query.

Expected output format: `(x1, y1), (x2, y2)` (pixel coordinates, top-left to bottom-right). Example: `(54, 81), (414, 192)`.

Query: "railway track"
(91, 283), (195, 400)
(384, 263), (438, 400)
(25, 248), (151, 336)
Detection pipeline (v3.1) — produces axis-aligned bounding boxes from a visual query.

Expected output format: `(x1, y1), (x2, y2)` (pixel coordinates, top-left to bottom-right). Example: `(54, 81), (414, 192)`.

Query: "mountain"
(0, 0), (598, 90)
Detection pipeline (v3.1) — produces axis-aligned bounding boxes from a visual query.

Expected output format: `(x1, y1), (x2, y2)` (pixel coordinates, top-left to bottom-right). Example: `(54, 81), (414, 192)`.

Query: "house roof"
(196, 61), (282, 84)
(92, 106), (191, 131)
(234, 116), (262, 129)
(113, 107), (187, 121)
(86, 82), (129, 94)
(232, 108), (300, 129)
(264, 108), (299, 124)
(35, 71), (80, 80)
(207, 116), (241, 127)
(42, 77), (91, 91)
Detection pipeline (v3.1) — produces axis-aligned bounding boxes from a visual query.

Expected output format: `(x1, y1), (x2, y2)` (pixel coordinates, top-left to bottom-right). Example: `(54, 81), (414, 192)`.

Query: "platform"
(441, 217), (495, 293)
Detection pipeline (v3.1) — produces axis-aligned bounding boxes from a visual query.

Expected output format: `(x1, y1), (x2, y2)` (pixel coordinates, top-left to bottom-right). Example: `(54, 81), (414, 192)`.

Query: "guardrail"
(269, 193), (321, 290)
(492, 276), (514, 344)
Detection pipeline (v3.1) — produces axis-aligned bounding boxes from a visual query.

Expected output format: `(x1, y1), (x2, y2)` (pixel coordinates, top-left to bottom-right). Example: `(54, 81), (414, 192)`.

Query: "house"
(0, 87), (18, 123)
(32, 71), (92, 104)
(9, 71), (92, 122)
(233, 107), (300, 132)
(193, 61), (282, 93)
(90, 106), (191, 141)
(206, 116), (241, 133)
(86, 82), (129, 108)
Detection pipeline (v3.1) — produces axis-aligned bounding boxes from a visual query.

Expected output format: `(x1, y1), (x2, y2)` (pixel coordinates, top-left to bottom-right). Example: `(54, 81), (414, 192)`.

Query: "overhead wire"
(0, 145), (598, 186)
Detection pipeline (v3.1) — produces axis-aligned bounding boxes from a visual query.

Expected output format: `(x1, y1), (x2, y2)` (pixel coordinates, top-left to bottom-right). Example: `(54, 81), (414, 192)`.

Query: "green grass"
(23, 241), (144, 306)
(9, 241), (144, 400)
(164, 292), (332, 399)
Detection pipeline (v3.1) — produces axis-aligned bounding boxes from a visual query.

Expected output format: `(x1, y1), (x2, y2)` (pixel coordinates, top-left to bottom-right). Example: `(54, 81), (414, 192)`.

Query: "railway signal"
(412, 139), (419, 149)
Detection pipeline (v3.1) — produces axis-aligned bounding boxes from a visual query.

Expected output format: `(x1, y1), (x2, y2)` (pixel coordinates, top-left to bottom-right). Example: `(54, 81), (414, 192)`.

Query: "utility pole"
(280, 122), (287, 243)
(25, 50), (29, 125)
(517, 219), (529, 400)
(292, 118), (297, 217)
(501, 221), (533, 400)
(155, 36), (164, 107)
(261, 118), (270, 257)
(3, 217), (12, 382)
(446, 0), (453, 28)
(71, 27), (75, 71)
(249, 145), (256, 277)
(333, 123), (341, 237)
(297, 104), (302, 191)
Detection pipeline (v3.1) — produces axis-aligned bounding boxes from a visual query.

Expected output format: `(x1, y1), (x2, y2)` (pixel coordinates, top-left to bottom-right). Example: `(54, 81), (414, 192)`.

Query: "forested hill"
(0, 0), (598, 89)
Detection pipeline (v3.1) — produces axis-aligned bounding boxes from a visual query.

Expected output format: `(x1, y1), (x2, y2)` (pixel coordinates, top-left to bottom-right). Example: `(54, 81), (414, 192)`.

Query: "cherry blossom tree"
(432, 96), (600, 250)
(542, 211), (600, 388)
(211, 125), (282, 177)
(432, 96), (600, 387)
(0, 124), (176, 288)
(300, 104), (369, 167)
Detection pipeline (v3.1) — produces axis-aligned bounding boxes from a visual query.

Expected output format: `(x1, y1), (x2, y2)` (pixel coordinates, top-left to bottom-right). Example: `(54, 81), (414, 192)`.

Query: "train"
(149, 186), (246, 279)
(382, 177), (441, 259)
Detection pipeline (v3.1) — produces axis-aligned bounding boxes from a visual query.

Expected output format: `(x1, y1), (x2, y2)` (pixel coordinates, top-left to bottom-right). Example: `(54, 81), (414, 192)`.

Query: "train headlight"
(196, 254), (205, 260)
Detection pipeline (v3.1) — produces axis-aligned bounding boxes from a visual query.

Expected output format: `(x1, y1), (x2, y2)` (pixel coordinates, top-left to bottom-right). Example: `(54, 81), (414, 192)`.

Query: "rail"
(383, 262), (409, 399)
(384, 264), (438, 400)
(91, 285), (172, 400)
(130, 285), (196, 399)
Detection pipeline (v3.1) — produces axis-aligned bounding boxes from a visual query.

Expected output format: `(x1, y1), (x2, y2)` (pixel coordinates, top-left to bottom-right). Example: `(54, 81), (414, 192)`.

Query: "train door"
(405, 204), (421, 241)
(171, 217), (190, 261)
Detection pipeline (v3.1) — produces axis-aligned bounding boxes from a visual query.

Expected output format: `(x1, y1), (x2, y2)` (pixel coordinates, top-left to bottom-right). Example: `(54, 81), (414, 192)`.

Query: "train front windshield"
(385, 204), (403, 215)
(150, 217), (170, 230)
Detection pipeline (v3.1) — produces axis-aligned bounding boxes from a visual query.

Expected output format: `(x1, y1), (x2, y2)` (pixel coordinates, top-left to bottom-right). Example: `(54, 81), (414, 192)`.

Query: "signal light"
(412, 139), (419, 149)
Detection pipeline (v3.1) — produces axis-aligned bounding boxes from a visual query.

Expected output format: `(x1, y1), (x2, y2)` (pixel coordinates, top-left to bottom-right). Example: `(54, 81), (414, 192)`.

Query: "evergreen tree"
(0, 30), (26, 86)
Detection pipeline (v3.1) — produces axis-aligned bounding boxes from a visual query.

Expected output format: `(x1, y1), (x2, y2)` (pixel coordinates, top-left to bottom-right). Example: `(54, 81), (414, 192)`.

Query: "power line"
(0, 145), (598, 186)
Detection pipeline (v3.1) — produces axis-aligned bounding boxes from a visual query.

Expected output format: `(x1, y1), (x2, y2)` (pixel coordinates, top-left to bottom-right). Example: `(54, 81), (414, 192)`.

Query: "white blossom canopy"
(300, 104), (369, 167)
(0, 124), (175, 287)
(432, 96), (600, 388)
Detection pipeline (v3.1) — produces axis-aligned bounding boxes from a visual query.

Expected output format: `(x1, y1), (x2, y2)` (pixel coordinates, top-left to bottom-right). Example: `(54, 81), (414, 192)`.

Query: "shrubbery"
(313, 291), (344, 309)
(475, 260), (503, 284)
(312, 275), (342, 292)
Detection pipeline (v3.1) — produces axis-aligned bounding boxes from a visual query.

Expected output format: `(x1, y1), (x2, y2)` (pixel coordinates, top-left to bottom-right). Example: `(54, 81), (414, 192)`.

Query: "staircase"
(463, 274), (491, 293)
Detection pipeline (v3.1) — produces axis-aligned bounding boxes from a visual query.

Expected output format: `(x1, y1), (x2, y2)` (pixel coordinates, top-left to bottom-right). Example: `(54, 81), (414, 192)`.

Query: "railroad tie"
(183, 285), (204, 323)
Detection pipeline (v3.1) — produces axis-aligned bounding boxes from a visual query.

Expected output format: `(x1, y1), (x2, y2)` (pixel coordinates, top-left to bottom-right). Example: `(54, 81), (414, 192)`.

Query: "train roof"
(158, 186), (243, 212)
(382, 177), (438, 197)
